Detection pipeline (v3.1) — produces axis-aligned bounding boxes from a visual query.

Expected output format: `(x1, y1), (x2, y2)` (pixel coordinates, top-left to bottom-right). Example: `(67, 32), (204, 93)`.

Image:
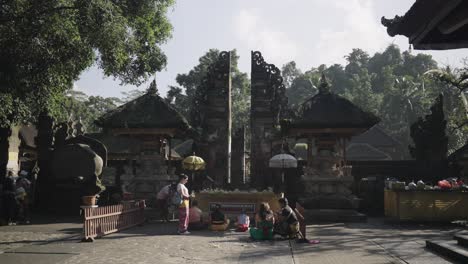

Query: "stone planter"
(82, 195), (97, 206)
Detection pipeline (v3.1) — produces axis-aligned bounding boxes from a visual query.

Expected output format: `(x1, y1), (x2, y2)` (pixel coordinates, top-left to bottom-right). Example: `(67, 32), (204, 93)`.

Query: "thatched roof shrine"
(95, 81), (191, 136)
(282, 74), (380, 136)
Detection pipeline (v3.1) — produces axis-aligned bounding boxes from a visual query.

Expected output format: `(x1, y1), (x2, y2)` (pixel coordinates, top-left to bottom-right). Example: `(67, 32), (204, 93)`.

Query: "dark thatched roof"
(286, 77), (380, 130)
(350, 126), (401, 148)
(95, 89), (191, 131)
(346, 143), (391, 161)
(381, 0), (468, 50)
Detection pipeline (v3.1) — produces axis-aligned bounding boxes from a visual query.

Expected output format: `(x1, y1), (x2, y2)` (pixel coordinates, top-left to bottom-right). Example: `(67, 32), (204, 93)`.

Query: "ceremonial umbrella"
(269, 154), (297, 183)
(182, 154), (206, 181)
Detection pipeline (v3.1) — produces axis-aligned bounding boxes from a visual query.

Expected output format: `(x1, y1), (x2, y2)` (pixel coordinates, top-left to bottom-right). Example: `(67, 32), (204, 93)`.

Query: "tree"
(425, 66), (468, 152)
(281, 61), (302, 89)
(0, 0), (175, 127)
(54, 89), (121, 133)
(379, 76), (432, 152)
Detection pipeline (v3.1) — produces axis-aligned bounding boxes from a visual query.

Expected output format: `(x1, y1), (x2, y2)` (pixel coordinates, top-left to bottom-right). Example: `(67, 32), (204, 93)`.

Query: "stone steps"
(426, 233), (468, 263)
(454, 234), (468, 248)
(303, 209), (367, 223)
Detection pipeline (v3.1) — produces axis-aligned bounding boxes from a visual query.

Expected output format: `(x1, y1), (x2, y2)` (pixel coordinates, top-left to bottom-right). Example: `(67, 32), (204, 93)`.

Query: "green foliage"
(0, 0), (175, 127)
(53, 90), (121, 133)
(425, 67), (468, 152)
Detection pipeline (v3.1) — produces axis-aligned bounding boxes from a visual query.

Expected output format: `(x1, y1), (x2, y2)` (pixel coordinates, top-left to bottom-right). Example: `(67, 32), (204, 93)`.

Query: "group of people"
(156, 174), (300, 239)
(1, 170), (31, 225)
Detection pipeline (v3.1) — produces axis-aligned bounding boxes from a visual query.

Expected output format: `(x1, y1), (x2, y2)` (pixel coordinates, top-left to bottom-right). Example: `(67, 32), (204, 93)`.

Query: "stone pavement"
(0, 218), (465, 264)
(0, 215), (82, 254)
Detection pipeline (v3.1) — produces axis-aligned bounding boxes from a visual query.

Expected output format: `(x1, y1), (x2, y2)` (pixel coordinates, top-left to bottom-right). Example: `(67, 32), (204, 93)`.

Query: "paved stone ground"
(0, 215), (82, 254)
(294, 219), (465, 264)
(0, 218), (465, 264)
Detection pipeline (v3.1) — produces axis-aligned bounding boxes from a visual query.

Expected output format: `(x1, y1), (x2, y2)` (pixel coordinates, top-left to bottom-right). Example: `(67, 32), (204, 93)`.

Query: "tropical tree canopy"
(0, 0), (175, 127)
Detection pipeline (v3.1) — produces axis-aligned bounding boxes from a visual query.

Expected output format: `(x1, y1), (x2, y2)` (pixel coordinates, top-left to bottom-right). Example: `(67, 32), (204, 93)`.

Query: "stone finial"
(319, 72), (330, 94)
(147, 79), (158, 95)
(67, 115), (74, 138)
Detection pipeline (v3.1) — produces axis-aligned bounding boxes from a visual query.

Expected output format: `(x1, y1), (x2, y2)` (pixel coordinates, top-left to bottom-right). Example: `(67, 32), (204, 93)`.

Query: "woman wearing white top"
(177, 174), (190, 234)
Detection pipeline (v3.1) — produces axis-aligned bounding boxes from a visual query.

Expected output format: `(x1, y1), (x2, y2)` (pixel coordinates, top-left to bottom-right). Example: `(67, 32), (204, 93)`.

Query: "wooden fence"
(81, 200), (145, 241)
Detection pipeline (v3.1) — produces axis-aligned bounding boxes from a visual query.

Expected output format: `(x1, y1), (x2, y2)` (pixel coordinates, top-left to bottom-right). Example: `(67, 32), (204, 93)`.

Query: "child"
(236, 208), (250, 232)
(210, 204), (230, 231)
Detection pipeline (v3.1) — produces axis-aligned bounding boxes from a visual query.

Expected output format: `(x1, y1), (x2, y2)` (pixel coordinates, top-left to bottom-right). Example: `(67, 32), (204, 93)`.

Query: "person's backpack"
(169, 186), (183, 206)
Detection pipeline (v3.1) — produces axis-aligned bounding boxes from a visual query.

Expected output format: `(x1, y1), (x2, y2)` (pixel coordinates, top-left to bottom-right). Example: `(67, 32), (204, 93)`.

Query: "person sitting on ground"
(274, 197), (299, 239)
(235, 208), (250, 232)
(210, 204), (230, 231)
(249, 202), (275, 240)
(188, 200), (207, 230)
(156, 182), (176, 222)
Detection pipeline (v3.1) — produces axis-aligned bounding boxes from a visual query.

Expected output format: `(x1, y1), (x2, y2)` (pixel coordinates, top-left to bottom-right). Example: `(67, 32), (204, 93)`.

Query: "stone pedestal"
(299, 147), (365, 222)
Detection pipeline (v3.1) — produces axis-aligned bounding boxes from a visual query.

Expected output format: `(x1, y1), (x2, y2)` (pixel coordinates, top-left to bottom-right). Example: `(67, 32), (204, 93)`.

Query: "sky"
(75, 0), (468, 99)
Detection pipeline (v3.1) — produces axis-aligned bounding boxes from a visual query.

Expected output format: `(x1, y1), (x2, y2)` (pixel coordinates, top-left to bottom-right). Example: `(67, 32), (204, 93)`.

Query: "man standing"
(177, 174), (190, 235)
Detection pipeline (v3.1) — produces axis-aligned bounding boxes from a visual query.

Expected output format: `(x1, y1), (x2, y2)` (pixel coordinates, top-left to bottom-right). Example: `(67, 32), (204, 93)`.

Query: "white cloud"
(315, 0), (389, 65)
(234, 9), (299, 63)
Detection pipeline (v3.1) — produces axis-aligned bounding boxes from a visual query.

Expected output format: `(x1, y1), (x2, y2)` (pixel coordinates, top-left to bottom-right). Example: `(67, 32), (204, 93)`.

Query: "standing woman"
(177, 174), (190, 235)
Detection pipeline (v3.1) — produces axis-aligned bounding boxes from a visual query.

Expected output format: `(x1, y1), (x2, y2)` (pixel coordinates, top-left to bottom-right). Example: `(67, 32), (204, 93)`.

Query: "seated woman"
(249, 202), (274, 240)
(210, 204), (230, 231)
(274, 198), (299, 239)
(235, 208), (250, 232)
(188, 200), (207, 230)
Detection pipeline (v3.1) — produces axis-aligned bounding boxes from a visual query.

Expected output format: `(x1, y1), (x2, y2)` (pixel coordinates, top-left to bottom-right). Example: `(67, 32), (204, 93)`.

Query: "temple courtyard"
(0, 216), (465, 264)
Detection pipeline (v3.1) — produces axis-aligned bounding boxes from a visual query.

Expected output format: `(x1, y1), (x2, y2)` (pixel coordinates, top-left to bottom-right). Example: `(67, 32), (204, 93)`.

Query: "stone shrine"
(94, 80), (191, 205)
(282, 74), (380, 221)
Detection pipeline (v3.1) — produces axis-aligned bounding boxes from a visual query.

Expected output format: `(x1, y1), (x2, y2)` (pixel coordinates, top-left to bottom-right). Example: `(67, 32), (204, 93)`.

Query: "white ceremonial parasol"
(269, 154), (297, 183)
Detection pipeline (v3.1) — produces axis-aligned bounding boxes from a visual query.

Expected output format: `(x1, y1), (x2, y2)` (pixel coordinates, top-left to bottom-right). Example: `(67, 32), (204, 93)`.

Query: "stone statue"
(74, 117), (86, 136)
(54, 122), (68, 148)
(409, 94), (448, 161)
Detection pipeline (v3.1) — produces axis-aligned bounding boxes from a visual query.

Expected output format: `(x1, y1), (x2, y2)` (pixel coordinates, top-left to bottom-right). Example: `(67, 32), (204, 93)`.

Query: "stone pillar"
(250, 51), (288, 189)
(231, 127), (245, 188)
(199, 51), (232, 187)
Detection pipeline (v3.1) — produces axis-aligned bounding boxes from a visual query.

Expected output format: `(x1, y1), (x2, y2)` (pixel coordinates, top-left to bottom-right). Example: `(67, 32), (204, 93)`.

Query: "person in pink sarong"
(177, 174), (190, 235)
